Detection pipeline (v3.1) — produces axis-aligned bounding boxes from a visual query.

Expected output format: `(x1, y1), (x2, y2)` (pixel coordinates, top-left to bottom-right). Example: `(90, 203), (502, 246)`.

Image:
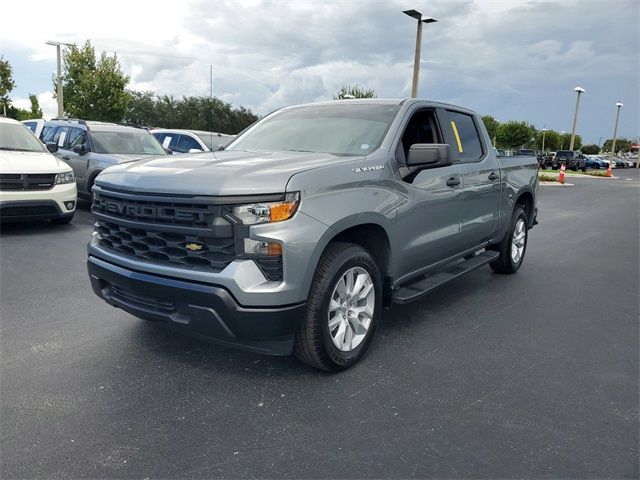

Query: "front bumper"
(0, 182), (77, 221)
(88, 256), (306, 355)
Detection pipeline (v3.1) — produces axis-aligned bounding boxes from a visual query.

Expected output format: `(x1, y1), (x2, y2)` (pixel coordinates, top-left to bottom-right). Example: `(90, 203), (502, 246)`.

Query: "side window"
(67, 128), (87, 149)
(153, 132), (166, 145)
(52, 126), (70, 147)
(445, 111), (484, 163)
(42, 126), (57, 143)
(398, 109), (441, 162)
(24, 122), (36, 133)
(177, 134), (203, 152)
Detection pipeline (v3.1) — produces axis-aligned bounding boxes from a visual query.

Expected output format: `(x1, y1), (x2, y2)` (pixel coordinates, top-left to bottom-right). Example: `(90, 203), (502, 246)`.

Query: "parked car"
(87, 99), (539, 371)
(41, 119), (167, 199)
(21, 118), (46, 139)
(0, 117), (77, 223)
(584, 155), (606, 169)
(151, 129), (235, 153)
(553, 150), (587, 171)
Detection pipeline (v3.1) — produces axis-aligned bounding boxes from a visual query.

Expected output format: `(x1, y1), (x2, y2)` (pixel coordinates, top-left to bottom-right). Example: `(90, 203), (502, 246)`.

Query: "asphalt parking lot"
(1, 170), (638, 479)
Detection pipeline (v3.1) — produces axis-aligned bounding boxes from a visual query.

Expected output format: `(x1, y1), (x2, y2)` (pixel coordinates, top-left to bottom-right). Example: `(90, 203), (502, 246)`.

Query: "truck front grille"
(94, 220), (236, 272)
(0, 174), (56, 191)
(91, 187), (283, 281)
(92, 188), (237, 273)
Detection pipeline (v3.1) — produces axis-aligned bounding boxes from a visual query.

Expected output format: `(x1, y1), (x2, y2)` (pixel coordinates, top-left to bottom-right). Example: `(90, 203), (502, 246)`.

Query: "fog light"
(244, 238), (282, 256)
(65, 201), (76, 211)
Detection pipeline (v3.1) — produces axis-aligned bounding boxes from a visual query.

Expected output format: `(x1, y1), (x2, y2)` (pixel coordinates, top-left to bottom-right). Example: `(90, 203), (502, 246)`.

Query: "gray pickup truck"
(87, 99), (538, 371)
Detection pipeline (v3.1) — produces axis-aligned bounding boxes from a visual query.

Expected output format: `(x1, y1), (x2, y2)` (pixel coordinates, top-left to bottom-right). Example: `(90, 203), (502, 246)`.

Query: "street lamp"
(46, 40), (75, 118)
(610, 101), (623, 159)
(569, 86), (585, 151)
(403, 9), (437, 98)
(560, 130), (566, 150)
(541, 127), (547, 152)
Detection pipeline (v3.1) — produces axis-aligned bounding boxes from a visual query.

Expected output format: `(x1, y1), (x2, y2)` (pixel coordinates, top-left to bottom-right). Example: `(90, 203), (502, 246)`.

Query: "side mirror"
(407, 143), (452, 168)
(73, 144), (87, 155)
(164, 147), (173, 155)
(401, 144), (452, 182)
(46, 142), (58, 153)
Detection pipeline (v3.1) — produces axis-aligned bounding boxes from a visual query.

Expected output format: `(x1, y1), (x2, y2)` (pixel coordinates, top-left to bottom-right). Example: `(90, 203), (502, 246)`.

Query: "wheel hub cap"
(511, 218), (526, 263)
(328, 267), (375, 352)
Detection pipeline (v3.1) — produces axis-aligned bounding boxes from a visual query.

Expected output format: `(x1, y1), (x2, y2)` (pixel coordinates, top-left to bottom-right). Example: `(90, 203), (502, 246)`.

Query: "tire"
(488, 205), (528, 274)
(51, 212), (74, 225)
(294, 242), (382, 371)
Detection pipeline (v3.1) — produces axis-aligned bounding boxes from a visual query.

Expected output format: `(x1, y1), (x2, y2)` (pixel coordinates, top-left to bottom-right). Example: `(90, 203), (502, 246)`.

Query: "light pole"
(610, 101), (623, 159)
(560, 131), (566, 150)
(403, 9), (437, 98)
(541, 127), (547, 152)
(569, 86), (585, 151)
(46, 40), (75, 118)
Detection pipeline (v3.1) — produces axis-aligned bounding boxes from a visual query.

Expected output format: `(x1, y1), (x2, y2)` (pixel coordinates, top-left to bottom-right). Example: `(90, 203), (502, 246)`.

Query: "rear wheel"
(294, 242), (382, 371)
(489, 205), (528, 274)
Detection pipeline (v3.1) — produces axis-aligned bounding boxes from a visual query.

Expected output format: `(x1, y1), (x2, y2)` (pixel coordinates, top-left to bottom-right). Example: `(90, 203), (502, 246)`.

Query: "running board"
(392, 251), (500, 304)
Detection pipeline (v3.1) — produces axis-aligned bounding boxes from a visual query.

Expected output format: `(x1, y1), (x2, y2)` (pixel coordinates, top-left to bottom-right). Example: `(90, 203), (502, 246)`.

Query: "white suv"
(0, 117), (77, 224)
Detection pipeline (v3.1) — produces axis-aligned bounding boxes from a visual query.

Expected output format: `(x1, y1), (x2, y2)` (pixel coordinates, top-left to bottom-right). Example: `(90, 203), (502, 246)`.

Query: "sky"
(1, 0), (638, 144)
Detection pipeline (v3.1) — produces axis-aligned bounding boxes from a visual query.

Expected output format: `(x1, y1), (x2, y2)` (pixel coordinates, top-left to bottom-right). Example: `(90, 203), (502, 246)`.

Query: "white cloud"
(11, 92), (58, 120)
(1, 0), (637, 142)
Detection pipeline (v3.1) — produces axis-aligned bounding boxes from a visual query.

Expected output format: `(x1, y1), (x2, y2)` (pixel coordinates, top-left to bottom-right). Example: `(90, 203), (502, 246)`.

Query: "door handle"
(488, 171), (499, 181)
(446, 177), (461, 187)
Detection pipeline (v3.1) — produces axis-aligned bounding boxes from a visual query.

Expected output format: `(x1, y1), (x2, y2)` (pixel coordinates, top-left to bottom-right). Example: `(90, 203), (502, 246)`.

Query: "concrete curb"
(540, 181), (575, 187)
(539, 171), (618, 180)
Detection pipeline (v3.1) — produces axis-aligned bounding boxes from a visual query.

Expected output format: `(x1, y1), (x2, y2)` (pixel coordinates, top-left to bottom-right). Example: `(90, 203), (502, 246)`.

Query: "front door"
(392, 108), (463, 280)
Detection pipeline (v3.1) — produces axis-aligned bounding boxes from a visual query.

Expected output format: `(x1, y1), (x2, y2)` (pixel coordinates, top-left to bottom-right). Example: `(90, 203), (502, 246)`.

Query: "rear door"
(441, 109), (501, 249)
(392, 107), (463, 278)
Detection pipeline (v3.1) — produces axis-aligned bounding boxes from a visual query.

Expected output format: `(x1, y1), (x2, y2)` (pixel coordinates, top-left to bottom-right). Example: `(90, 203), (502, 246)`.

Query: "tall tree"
(60, 40), (130, 121)
(0, 56), (16, 116)
(29, 94), (43, 118)
(602, 138), (631, 154)
(581, 144), (600, 155)
(481, 115), (500, 146)
(124, 92), (259, 134)
(333, 85), (376, 99)
(496, 121), (536, 149)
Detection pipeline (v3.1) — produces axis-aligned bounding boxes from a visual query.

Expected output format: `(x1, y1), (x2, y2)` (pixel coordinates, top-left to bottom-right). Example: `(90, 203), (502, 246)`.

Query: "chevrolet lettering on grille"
(96, 198), (206, 223)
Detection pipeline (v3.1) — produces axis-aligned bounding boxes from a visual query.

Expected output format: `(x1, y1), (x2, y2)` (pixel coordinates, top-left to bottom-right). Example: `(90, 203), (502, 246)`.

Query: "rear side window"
(176, 134), (202, 152)
(42, 126), (57, 143)
(445, 111), (484, 162)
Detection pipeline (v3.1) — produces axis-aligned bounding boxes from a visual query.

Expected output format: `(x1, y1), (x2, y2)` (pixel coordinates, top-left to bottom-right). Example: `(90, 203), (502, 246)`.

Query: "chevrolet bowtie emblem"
(185, 243), (204, 252)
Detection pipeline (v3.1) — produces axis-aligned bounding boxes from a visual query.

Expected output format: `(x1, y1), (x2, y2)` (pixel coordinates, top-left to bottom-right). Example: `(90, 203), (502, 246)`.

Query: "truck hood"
(95, 150), (360, 195)
(0, 150), (71, 173)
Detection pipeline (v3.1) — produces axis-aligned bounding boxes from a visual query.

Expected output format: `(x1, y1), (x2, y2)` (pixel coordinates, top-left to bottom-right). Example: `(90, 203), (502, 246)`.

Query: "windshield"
(226, 104), (401, 156)
(91, 131), (166, 155)
(195, 132), (232, 150)
(0, 123), (46, 153)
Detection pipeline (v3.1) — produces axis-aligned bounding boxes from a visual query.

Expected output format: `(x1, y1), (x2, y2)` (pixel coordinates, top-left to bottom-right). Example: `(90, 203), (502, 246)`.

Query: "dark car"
(553, 150), (586, 171)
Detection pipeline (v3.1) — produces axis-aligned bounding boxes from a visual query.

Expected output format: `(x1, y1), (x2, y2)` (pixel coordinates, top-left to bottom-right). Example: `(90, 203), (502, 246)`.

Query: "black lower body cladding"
(88, 256), (305, 355)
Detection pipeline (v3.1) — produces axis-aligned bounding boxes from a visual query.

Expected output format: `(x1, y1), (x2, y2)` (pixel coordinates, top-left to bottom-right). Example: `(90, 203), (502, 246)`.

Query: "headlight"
(232, 192), (300, 225)
(56, 171), (75, 184)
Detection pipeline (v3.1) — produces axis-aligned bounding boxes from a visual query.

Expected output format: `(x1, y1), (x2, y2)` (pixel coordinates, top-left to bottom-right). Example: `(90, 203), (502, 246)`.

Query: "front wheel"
(294, 242), (382, 371)
(489, 205), (528, 274)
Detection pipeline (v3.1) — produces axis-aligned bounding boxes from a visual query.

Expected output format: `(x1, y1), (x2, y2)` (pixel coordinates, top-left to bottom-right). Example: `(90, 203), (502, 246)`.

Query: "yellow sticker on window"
(450, 121), (464, 153)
